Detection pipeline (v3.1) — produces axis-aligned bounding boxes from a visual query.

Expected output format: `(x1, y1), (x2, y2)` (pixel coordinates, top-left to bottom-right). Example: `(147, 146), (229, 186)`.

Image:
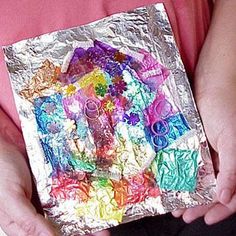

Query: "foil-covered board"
(3, 3), (215, 235)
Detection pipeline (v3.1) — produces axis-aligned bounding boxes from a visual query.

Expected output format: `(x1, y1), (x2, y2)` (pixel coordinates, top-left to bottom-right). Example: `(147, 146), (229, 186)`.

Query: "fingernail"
(182, 214), (194, 224)
(220, 188), (232, 204)
(39, 233), (50, 236)
(172, 210), (183, 218)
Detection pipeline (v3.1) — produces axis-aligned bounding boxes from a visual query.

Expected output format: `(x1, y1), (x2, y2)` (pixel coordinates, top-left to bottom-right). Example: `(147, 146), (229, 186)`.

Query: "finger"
(182, 205), (209, 223)
(216, 135), (236, 204)
(172, 209), (185, 218)
(93, 230), (110, 236)
(205, 194), (236, 225)
(216, 171), (236, 204)
(0, 210), (26, 236)
(1, 192), (55, 236)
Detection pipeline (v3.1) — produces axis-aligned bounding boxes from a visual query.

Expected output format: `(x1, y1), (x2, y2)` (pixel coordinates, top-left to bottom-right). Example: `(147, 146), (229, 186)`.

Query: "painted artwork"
(20, 40), (198, 222)
(4, 4), (215, 235)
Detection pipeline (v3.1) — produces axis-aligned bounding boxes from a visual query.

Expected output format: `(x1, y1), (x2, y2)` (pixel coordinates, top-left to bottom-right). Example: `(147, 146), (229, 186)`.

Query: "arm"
(174, 0), (236, 224)
(195, 0), (236, 101)
(195, 0), (236, 206)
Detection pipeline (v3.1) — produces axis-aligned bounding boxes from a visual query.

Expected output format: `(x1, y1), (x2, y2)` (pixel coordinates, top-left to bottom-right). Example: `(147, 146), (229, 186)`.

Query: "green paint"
(95, 83), (107, 97)
(98, 178), (109, 187)
(152, 149), (199, 192)
(69, 154), (96, 172)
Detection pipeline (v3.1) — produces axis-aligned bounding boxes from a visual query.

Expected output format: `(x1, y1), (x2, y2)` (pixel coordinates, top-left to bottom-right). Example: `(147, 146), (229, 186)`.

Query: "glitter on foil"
(103, 100), (115, 113)
(19, 60), (61, 102)
(152, 149), (199, 192)
(3, 3), (216, 235)
(50, 171), (90, 202)
(77, 178), (124, 223)
(95, 83), (108, 97)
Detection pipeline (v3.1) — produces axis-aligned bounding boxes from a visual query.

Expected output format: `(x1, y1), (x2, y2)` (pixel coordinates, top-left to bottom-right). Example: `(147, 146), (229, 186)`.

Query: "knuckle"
(19, 219), (37, 235)
(225, 172), (236, 182)
(218, 171), (236, 182)
(5, 219), (15, 229)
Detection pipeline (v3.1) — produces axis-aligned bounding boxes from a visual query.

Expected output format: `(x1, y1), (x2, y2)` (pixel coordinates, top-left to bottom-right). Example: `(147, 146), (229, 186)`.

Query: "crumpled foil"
(3, 3), (216, 236)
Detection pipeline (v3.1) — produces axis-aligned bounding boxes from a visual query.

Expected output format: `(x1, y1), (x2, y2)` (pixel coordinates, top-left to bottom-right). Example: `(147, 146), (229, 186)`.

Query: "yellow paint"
(66, 84), (77, 96)
(76, 179), (124, 222)
(78, 68), (107, 88)
(104, 100), (115, 112)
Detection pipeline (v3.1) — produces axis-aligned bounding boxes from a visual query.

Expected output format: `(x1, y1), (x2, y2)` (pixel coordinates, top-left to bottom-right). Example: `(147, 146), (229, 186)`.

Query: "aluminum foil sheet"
(3, 3), (216, 235)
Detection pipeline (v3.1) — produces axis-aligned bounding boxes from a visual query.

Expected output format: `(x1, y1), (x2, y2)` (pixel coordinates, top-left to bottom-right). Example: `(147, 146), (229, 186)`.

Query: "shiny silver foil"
(3, 3), (216, 235)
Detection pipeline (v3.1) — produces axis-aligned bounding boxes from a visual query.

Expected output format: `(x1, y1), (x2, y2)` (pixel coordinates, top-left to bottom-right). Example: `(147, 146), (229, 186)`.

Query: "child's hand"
(173, 85), (236, 224)
(0, 140), (56, 236)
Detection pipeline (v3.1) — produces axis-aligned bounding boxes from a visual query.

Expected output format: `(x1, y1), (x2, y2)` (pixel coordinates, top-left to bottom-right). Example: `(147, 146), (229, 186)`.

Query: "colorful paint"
(23, 40), (198, 223)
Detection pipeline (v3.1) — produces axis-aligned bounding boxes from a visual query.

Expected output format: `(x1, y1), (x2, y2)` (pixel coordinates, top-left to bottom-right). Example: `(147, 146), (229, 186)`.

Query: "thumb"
(0, 191), (55, 236)
(216, 134), (236, 205)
